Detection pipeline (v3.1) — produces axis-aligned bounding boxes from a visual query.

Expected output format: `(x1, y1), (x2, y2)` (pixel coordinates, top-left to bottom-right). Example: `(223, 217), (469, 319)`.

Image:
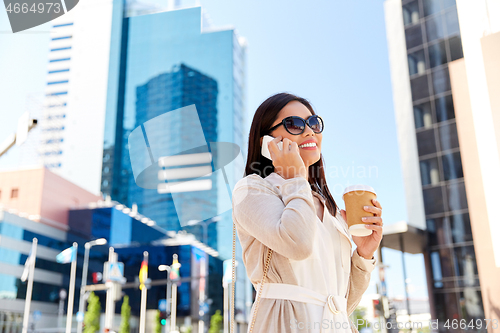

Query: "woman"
(231, 93), (383, 333)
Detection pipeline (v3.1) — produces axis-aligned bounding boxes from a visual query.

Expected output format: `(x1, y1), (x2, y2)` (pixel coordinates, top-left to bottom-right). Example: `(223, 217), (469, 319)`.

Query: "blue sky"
(0, 0), (428, 300)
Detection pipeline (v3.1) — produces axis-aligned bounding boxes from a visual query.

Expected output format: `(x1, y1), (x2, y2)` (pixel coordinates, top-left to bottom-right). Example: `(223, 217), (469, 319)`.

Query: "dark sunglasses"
(267, 115), (324, 135)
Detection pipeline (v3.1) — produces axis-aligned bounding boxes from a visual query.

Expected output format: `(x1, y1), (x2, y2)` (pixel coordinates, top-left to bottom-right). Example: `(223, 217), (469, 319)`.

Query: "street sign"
(107, 262), (125, 283)
(199, 301), (209, 314)
(76, 311), (84, 323)
(158, 299), (167, 312)
(33, 310), (41, 322)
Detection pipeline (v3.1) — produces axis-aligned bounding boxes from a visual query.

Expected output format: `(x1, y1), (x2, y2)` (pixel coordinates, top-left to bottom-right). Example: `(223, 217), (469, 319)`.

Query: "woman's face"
(260, 100), (322, 169)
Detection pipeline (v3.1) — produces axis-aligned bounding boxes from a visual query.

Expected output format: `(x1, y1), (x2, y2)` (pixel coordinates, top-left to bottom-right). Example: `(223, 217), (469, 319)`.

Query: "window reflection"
(439, 122), (459, 151)
(459, 290), (486, 325)
(449, 36), (464, 61)
(411, 75), (431, 101)
(423, 0), (442, 17)
(444, 7), (460, 36)
(435, 94), (455, 122)
(434, 292), (460, 332)
(450, 212), (473, 243)
(442, 151), (463, 180)
(428, 40), (447, 68)
(406, 24), (424, 49)
(426, 14), (445, 42)
(446, 181), (468, 212)
(423, 186), (445, 214)
(427, 217), (450, 246)
(432, 66), (451, 94)
(420, 157), (440, 185)
(408, 49), (426, 75)
(416, 128), (437, 156)
(403, 0), (420, 25)
(414, 102), (433, 128)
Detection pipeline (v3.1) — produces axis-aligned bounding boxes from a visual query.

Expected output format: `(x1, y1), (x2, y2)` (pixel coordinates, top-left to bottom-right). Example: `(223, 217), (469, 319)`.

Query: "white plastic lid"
(342, 184), (376, 198)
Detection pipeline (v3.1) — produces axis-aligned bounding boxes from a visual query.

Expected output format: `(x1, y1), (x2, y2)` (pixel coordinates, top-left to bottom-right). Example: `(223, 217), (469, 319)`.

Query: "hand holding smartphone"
(261, 135), (283, 160)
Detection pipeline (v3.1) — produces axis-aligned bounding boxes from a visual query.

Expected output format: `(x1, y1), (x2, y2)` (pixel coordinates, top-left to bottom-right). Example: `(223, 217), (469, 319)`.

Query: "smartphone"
(261, 135), (283, 161)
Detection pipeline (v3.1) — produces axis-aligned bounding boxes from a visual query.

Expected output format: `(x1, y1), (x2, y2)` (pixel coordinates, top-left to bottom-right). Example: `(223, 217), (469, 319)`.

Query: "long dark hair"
(243, 92), (339, 218)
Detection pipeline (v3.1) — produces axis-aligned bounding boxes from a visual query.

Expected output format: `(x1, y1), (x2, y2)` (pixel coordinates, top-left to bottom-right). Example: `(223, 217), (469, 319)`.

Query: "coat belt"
(254, 283), (353, 332)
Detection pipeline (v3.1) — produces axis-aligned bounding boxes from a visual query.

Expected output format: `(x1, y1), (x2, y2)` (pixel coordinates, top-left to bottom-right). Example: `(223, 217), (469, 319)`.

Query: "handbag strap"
(231, 220), (273, 333)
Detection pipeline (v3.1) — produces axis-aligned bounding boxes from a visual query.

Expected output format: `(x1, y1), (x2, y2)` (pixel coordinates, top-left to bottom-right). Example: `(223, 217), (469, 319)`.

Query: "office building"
(102, 4), (251, 330)
(39, 0), (118, 195)
(0, 168), (222, 331)
(384, 0), (500, 330)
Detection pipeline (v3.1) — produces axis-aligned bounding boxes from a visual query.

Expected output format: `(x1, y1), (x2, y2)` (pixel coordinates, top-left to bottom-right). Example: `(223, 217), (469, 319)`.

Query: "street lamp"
(186, 216), (221, 246)
(160, 255), (181, 333)
(76, 238), (107, 333)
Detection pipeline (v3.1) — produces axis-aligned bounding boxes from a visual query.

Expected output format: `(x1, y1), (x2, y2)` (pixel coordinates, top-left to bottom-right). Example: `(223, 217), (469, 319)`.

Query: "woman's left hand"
(340, 198), (383, 260)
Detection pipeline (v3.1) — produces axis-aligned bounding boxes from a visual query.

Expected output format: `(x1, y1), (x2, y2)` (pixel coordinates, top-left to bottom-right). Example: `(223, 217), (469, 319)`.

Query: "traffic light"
(373, 299), (383, 316)
(159, 310), (169, 326)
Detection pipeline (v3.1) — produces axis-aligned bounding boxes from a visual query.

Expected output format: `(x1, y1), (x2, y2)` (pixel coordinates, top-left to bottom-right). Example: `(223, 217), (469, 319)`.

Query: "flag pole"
(66, 243), (78, 333)
(139, 251), (148, 333)
(22, 238), (37, 333)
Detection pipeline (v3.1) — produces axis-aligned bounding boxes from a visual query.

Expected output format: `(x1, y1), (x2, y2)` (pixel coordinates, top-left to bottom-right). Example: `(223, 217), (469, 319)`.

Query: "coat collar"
(264, 172), (351, 243)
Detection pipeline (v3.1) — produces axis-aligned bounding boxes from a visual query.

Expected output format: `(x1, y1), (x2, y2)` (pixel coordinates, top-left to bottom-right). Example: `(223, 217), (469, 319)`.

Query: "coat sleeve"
(346, 250), (377, 315)
(232, 174), (318, 261)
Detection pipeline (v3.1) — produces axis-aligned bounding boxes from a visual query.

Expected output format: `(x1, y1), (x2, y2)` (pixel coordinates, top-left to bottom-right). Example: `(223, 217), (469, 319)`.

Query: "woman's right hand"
(268, 135), (308, 180)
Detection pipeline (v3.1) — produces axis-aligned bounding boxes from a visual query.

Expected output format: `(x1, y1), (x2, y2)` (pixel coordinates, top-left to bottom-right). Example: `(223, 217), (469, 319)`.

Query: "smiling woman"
(231, 92), (383, 333)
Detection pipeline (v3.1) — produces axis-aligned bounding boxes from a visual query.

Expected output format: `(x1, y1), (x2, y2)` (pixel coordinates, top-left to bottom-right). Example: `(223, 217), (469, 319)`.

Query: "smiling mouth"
(298, 142), (317, 148)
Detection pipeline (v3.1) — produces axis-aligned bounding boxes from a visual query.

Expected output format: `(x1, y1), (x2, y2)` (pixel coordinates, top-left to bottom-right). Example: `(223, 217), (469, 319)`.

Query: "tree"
(119, 295), (131, 333)
(154, 310), (162, 333)
(208, 310), (223, 333)
(351, 306), (370, 330)
(84, 292), (101, 333)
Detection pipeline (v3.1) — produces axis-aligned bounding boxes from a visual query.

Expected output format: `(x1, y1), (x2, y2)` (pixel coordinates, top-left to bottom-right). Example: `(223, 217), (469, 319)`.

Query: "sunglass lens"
(285, 117), (305, 134)
(309, 116), (323, 133)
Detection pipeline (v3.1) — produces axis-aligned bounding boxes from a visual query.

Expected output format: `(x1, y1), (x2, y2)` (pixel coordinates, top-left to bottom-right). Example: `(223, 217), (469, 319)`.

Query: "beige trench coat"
(232, 172), (377, 333)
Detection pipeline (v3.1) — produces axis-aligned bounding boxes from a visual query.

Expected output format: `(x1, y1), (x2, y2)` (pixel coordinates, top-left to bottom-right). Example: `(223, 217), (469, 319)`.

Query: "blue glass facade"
(101, 4), (249, 326)
(102, 5), (247, 259)
(0, 208), (223, 321)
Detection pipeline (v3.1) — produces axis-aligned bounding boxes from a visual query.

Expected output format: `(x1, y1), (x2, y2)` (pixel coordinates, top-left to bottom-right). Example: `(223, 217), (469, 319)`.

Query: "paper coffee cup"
(342, 185), (377, 237)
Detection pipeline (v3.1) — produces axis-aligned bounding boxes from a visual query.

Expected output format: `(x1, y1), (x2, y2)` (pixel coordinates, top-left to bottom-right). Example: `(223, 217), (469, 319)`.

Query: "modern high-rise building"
(384, 0), (500, 331)
(101, 3), (251, 330)
(38, 0), (118, 195)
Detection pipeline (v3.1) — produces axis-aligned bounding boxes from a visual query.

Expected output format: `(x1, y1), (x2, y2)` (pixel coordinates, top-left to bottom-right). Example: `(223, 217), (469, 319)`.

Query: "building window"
(446, 181), (468, 212)
(416, 128), (437, 156)
(403, 0), (420, 26)
(435, 94), (455, 122)
(427, 217), (450, 246)
(425, 14), (446, 42)
(408, 49), (426, 75)
(438, 122), (459, 151)
(423, 0), (442, 17)
(458, 290), (485, 321)
(405, 24), (424, 49)
(448, 36), (464, 61)
(428, 40), (447, 68)
(423, 185), (445, 214)
(453, 245), (478, 277)
(444, 7), (460, 36)
(432, 66), (451, 94)
(11, 188), (19, 199)
(442, 151), (463, 180)
(414, 101), (433, 129)
(449, 212), (473, 243)
(411, 74), (431, 101)
(420, 157), (440, 185)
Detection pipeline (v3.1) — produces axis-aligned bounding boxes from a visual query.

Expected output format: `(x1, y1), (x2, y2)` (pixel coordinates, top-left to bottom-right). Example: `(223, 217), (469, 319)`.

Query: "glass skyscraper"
(384, 0), (500, 330)
(102, 3), (251, 330)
